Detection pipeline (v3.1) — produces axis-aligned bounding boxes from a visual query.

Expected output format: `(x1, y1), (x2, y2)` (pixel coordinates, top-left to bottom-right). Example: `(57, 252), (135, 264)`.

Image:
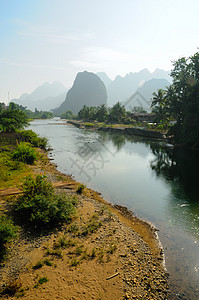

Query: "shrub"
(20, 130), (48, 150)
(33, 260), (43, 270)
(12, 142), (37, 164)
(14, 175), (77, 230)
(76, 184), (86, 194)
(0, 215), (18, 249)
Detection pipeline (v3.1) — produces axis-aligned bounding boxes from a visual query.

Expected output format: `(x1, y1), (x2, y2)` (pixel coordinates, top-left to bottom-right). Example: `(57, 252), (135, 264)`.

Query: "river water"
(29, 119), (199, 299)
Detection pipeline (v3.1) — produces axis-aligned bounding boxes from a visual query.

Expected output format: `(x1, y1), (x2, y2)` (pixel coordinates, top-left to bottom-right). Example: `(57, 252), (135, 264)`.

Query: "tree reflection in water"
(150, 143), (199, 202)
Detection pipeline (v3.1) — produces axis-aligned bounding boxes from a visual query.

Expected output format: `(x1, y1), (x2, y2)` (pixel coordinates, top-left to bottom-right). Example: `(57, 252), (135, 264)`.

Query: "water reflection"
(150, 143), (199, 239)
(150, 144), (199, 202)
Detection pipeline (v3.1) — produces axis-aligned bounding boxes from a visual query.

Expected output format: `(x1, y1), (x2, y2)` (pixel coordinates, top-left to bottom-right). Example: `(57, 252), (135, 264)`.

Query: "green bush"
(12, 142), (37, 164)
(20, 130), (48, 150)
(76, 184), (86, 194)
(0, 215), (18, 249)
(14, 175), (77, 229)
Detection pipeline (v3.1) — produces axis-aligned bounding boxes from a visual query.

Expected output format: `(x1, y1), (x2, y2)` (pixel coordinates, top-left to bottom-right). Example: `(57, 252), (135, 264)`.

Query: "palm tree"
(151, 89), (169, 131)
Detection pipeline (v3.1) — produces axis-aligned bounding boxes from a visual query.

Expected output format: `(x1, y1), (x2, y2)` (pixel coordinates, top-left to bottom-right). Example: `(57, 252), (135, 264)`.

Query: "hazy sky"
(0, 0), (199, 103)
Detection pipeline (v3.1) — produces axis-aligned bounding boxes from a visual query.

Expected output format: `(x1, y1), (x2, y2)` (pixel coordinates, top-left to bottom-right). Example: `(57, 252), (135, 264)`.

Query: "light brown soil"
(0, 152), (169, 299)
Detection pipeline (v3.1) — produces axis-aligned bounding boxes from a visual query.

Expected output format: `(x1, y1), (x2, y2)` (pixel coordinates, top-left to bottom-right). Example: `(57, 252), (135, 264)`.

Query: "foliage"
(60, 110), (77, 120)
(78, 105), (97, 121)
(0, 143), (32, 189)
(14, 174), (77, 229)
(151, 89), (170, 130)
(0, 215), (18, 249)
(77, 102), (134, 124)
(132, 106), (147, 113)
(108, 102), (126, 123)
(151, 51), (199, 149)
(12, 142), (37, 164)
(0, 104), (29, 132)
(76, 184), (86, 194)
(20, 130), (48, 150)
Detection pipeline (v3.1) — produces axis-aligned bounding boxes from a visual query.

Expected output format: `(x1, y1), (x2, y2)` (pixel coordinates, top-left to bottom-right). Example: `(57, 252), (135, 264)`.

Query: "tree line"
(151, 51), (199, 150)
(60, 102), (146, 124)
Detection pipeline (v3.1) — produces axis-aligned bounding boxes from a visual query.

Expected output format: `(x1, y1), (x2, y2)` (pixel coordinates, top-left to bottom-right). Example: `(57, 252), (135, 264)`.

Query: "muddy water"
(29, 119), (199, 299)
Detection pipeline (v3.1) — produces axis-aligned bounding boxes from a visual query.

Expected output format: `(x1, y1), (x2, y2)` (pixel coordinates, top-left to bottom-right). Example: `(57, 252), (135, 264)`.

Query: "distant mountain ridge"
(11, 68), (171, 113)
(54, 71), (107, 114)
(12, 81), (68, 111)
(124, 78), (170, 112)
(97, 69), (171, 106)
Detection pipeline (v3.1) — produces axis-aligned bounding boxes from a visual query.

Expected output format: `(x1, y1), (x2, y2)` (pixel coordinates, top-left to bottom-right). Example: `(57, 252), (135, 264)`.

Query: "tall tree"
(151, 89), (169, 130)
(152, 52), (199, 150)
(0, 107), (29, 132)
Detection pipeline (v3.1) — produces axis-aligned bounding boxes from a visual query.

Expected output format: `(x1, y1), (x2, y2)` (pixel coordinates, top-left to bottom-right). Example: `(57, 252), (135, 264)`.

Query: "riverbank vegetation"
(0, 132), (77, 260)
(151, 52), (199, 150)
(0, 132), (169, 299)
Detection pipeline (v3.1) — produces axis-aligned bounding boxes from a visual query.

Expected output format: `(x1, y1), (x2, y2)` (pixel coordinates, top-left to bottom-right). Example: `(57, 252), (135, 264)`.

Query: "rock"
(55, 71), (107, 114)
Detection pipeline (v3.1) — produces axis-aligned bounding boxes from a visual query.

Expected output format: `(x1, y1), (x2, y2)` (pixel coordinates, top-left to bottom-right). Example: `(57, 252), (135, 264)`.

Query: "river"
(29, 118), (199, 299)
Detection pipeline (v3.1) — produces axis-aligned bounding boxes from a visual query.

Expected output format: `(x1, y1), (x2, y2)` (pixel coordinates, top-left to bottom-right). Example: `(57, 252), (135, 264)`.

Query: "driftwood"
(106, 272), (120, 280)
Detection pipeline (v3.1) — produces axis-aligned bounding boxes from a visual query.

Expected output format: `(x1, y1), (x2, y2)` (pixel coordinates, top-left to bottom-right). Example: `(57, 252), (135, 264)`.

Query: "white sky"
(0, 0), (199, 103)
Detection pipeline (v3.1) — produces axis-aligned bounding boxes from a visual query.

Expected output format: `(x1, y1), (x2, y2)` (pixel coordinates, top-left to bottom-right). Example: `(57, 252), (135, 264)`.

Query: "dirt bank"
(0, 150), (169, 299)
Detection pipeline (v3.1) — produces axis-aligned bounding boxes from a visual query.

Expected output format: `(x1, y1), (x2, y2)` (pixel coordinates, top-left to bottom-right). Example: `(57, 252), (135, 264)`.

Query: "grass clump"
(70, 257), (79, 266)
(12, 142), (37, 165)
(0, 150), (31, 188)
(34, 277), (48, 288)
(67, 223), (79, 235)
(82, 214), (102, 236)
(38, 277), (48, 284)
(13, 174), (77, 230)
(46, 248), (63, 258)
(54, 237), (76, 249)
(91, 248), (97, 258)
(33, 260), (43, 270)
(0, 215), (18, 258)
(76, 184), (86, 194)
(43, 259), (53, 266)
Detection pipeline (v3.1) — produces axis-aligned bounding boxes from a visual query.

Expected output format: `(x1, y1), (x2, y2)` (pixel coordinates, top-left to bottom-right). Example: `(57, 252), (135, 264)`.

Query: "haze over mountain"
(54, 71), (107, 114)
(137, 78), (170, 102)
(12, 82), (68, 111)
(124, 78), (170, 112)
(96, 72), (112, 89)
(101, 68), (171, 106)
(11, 68), (171, 113)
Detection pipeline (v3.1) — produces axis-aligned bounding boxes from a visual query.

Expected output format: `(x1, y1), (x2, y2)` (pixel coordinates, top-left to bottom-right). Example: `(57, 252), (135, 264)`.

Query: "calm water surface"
(29, 119), (199, 299)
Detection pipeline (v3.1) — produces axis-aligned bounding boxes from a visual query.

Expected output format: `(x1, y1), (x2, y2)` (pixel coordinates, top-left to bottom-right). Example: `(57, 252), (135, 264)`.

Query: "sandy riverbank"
(0, 149), (169, 299)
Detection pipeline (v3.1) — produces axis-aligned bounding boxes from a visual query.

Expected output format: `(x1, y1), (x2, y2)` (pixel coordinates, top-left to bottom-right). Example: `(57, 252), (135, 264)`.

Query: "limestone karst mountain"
(54, 71), (107, 114)
(96, 72), (112, 89)
(99, 69), (171, 107)
(124, 78), (170, 112)
(12, 82), (68, 111)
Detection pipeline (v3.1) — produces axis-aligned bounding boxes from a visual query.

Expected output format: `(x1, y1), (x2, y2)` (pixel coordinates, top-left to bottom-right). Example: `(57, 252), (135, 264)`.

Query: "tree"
(78, 106), (97, 121)
(151, 52), (199, 149)
(132, 106), (147, 113)
(0, 107), (29, 132)
(95, 104), (108, 122)
(151, 89), (169, 130)
(108, 102), (126, 123)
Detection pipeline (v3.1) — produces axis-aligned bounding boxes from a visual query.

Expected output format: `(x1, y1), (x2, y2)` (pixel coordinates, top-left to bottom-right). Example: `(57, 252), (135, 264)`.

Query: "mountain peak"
(55, 71), (107, 114)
